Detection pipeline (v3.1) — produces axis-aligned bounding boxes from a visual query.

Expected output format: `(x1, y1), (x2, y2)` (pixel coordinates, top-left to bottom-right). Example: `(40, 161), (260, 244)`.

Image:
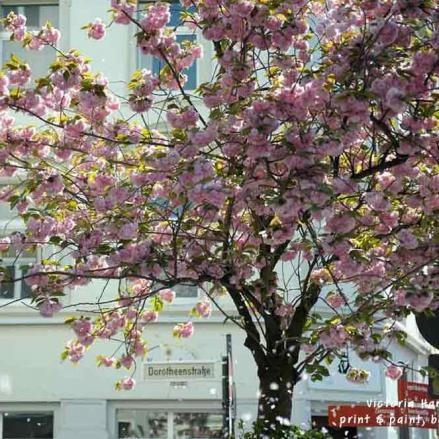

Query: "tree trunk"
(256, 356), (296, 437)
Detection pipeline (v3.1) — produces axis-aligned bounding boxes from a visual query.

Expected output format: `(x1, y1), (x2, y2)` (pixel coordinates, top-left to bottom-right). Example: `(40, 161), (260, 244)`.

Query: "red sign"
(328, 405), (439, 429)
(398, 380), (433, 403)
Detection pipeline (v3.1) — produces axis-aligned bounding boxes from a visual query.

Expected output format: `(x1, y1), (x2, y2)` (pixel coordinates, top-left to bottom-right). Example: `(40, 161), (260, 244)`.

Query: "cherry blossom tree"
(0, 0), (439, 435)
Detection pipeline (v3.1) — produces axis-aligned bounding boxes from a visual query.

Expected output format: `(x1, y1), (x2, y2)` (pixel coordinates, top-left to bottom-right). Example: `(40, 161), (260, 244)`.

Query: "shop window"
(137, 1), (198, 91)
(174, 412), (223, 438)
(0, 239), (35, 300)
(117, 410), (168, 438)
(0, 2), (59, 79)
(2, 412), (53, 439)
(117, 410), (223, 439)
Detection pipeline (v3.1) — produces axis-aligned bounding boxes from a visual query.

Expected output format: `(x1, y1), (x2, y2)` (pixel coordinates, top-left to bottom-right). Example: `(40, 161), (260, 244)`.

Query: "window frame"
(0, 248), (36, 301)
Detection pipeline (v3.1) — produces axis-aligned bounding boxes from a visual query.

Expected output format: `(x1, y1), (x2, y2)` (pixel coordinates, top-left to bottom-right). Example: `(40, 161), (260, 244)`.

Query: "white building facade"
(0, 1), (436, 439)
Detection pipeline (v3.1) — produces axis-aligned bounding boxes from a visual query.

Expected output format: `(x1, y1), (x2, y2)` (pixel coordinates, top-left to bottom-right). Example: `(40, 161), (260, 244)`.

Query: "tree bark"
(256, 355), (297, 437)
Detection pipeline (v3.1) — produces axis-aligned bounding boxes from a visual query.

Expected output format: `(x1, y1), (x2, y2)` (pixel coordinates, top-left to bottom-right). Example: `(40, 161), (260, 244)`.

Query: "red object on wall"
(328, 405), (438, 429)
(398, 380), (433, 403)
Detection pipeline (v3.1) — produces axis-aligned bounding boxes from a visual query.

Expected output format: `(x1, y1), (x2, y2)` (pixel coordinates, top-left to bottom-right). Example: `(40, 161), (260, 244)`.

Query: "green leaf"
(151, 296), (164, 313)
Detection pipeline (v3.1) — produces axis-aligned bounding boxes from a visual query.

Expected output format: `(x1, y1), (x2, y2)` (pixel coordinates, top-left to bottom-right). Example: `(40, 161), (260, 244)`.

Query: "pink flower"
(319, 325), (348, 349)
(167, 108), (198, 129)
(394, 289), (408, 307)
(385, 87), (406, 113)
(326, 293), (346, 308)
(38, 299), (62, 317)
(408, 293), (433, 312)
(0, 237), (10, 252)
(159, 289), (175, 303)
(97, 356), (115, 367)
(65, 341), (85, 363)
(88, 19), (106, 40)
(140, 3), (170, 30)
(119, 377), (136, 390)
(385, 365), (403, 380)
(111, 0), (136, 25)
(173, 321), (194, 338)
(42, 25), (61, 45)
(119, 222), (138, 240)
(4, 12), (27, 42)
(120, 355), (134, 369)
(193, 300), (212, 318)
(72, 319), (93, 338)
(27, 36), (43, 52)
(398, 229), (418, 249)
(324, 214), (356, 234)
(377, 22), (399, 46)
(364, 192), (390, 211)
(8, 65), (31, 86)
(0, 74), (10, 95)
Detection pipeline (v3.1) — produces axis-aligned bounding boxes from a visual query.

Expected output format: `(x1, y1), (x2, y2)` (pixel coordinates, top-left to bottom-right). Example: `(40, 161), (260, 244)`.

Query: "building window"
(173, 412), (223, 438)
(153, 282), (199, 300)
(118, 410), (168, 439)
(138, 1), (198, 91)
(1, 412), (54, 439)
(0, 241), (36, 300)
(173, 284), (198, 299)
(117, 410), (222, 439)
(0, 2), (59, 79)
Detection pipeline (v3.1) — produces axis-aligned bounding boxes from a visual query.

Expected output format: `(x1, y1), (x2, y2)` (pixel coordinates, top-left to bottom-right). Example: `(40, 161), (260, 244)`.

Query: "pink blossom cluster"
(3, 11), (27, 41)
(385, 365), (403, 381)
(128, 69), (159, 113)
(191, 300), (212, 318)
(110, 0), (136, 25)
(173, 321), (194, 338)
(88, 19), (106, 40)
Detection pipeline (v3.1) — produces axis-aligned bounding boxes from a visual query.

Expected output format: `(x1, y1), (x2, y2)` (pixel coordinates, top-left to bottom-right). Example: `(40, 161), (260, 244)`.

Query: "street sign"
(416, 312), (439, 348)
(328, 405), (438, 429)
(143, 361), (216, 380)
(398, 380), (433, 403)
(428, 355), (439, 399)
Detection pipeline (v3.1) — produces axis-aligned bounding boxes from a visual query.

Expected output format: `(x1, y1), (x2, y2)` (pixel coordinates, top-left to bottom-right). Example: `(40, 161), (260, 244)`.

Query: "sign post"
(222, 334), (235, 438)
(398, 379), (433, 402)
(399, 371), (410, 439)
